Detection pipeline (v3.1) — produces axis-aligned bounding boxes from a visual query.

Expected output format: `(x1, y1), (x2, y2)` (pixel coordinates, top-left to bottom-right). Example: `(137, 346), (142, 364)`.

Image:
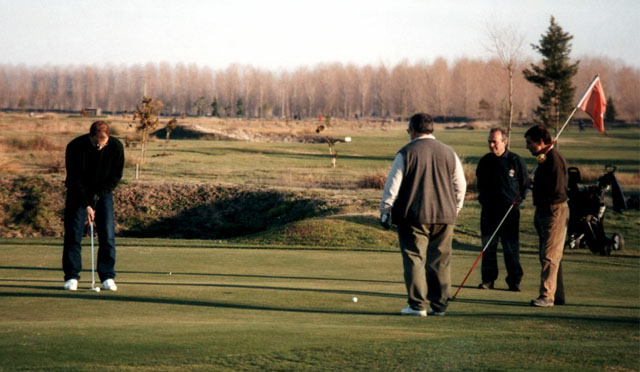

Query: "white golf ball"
(352, 296), (358, 303)
(94, 287), (100, 292)
(169, 272), (172, 275)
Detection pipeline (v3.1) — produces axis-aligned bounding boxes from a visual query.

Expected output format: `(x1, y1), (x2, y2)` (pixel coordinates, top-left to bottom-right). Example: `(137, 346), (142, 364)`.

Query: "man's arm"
(517, 155), (529, 200)
(99, 140), (124, 196)
(452, 154), (467, 213)
(65, 141), (89, 208)
(379, 152), (404, 228)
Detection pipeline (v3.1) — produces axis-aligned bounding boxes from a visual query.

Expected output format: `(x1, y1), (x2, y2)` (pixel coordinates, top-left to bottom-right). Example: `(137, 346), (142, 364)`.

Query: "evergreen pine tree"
(605, 97), (617, 123)
(236, 98), (245, 117)
(523, 16), (579, 134)
(211, 97), (219, 117)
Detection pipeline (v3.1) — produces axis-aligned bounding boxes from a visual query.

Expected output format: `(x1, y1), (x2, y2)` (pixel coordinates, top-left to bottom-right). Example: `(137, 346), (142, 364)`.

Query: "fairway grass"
(1, 240), (638, 371)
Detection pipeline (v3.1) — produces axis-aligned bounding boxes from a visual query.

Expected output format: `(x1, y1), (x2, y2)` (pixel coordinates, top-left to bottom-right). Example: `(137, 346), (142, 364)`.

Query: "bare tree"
(133, 96), (162, 166)
(486, 22), (525, 147)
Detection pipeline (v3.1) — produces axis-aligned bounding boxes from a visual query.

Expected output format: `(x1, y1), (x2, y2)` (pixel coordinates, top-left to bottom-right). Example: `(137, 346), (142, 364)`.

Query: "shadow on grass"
(0, 280), (403, 299)
(0, 287), (637, 324)
(0, 265), (400, 284)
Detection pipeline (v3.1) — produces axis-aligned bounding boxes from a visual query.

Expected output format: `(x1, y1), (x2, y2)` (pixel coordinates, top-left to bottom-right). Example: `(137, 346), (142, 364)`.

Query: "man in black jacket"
(63, 121), (124, 291)
(380, 113), (467, 316)
(476, 128), (528, 292)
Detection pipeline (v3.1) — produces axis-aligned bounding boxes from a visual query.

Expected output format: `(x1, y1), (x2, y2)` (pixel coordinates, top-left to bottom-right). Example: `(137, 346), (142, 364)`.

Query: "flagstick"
(451, 74), (602, 300)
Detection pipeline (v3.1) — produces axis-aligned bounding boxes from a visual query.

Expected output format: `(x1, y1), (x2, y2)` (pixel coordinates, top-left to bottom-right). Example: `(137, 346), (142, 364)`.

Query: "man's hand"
(86, 206), (95, 224)
(380, 213), (392, 230)
(524, 177), (533, 190)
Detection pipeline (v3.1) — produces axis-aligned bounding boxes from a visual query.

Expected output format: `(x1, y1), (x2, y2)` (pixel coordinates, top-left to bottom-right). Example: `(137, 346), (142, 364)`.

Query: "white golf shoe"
(63, 279), (78, 291)
(101, 279), (118, 291)
(400, 305), (427, 317)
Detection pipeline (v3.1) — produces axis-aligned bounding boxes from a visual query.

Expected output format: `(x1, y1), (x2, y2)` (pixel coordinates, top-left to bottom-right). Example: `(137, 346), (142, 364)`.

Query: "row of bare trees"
(0, 57), (638, 121)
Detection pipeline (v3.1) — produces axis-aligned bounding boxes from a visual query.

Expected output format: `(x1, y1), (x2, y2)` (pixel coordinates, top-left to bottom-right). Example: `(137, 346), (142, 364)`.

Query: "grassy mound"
(231, 214), (399, 251)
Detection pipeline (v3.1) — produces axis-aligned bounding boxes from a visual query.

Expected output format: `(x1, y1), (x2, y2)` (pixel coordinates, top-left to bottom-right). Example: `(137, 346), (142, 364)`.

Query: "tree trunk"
(507, 67), (514, 150)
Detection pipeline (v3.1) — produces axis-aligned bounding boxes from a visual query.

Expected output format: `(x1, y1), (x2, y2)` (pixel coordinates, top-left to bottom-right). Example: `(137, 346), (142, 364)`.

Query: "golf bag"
(566, 165), (626, 255)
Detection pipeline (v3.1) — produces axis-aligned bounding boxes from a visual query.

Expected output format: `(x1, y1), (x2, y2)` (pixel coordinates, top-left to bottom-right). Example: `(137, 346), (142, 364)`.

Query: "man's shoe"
(530, 296), (554, 307)
(478, 281), (494, 290)
(63, 279), (78, 291)
(102, 279), (118, 291)
(400, 306), (427, 317)
(508, 283), (521, 292)
(427, 309), (446, 316)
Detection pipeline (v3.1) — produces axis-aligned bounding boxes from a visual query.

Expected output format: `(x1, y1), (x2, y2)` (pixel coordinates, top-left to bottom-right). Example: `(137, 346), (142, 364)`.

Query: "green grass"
(1, 118), (639, 370)
(1, 237), (638, 371)
(106, 125), (640, 206)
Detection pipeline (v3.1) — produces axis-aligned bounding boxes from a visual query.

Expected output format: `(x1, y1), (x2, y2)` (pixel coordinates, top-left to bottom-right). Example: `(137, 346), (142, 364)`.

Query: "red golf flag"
(579, 77), (607, 136)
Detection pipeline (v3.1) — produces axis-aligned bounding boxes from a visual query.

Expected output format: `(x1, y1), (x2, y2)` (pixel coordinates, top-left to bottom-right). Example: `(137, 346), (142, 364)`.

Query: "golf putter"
(90, 222), (100, 292)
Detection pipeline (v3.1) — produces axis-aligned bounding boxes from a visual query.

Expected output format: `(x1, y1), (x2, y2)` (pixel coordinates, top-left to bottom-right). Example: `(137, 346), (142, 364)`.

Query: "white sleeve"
(380, 153), (405, 214)
(452, 154), (467, 213)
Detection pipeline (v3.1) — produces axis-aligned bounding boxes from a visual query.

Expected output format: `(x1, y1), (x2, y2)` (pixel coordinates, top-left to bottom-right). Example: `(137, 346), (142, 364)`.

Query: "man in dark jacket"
(525, 125), (569, 307)
(380, 113), (467, 317)
(476, 128), (528, 292)
(63, 121), (124, 291)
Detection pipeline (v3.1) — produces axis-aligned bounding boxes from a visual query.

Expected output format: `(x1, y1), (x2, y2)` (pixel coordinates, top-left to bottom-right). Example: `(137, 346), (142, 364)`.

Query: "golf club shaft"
(90, 222), (95, 288)
(452, 202), (515, 299)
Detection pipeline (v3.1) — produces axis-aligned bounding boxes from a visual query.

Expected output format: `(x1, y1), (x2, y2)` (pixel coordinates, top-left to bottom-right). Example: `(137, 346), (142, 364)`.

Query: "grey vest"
(392, 138), (458, 225)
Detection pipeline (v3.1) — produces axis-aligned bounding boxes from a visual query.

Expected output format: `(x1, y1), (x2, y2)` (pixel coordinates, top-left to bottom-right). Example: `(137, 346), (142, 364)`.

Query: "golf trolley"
(566, 164), (626, 255)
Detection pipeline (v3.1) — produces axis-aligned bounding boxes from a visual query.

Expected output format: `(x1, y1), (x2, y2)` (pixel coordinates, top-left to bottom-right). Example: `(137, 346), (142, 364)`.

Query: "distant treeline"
(0, 57), (638, 121)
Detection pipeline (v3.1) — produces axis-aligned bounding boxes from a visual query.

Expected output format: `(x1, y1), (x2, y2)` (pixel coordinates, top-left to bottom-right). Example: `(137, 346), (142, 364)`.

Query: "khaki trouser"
(534, 202), (569, 301)
(397, 224), (454, 312)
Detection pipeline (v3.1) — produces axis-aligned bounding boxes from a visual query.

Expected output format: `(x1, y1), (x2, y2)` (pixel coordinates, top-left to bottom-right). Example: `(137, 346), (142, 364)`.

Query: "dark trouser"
(480, 207), (523, 287)
(63, 193), (116, 282)
(397, 223), (454, 313)
(534, 202), (569, 302)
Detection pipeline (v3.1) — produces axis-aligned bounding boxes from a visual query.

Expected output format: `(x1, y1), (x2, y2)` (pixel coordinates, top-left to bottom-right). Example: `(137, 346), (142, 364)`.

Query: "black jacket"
(532, 148), (568, 207)
(65, 134), (124, 207)
(476, 150), (528, 209)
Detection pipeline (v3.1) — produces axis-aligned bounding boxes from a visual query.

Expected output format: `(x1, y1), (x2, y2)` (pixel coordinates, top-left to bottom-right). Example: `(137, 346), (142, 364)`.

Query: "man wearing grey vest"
(380, 113), (467, 317)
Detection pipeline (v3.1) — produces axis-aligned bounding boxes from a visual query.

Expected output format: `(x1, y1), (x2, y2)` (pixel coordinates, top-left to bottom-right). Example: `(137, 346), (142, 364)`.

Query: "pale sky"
(1, 0), (638, 71)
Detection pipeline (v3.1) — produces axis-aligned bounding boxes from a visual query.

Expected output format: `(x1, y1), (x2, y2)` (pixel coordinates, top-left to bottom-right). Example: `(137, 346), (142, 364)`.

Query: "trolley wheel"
(612, 233), (624, 250)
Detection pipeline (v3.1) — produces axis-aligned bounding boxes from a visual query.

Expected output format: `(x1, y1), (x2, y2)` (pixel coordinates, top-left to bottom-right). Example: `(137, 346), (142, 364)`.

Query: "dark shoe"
(428, 309), (446, 316)
(508, 283), (521, 292)
(530, 296), (554, 307)
(478, 281), (494, 290)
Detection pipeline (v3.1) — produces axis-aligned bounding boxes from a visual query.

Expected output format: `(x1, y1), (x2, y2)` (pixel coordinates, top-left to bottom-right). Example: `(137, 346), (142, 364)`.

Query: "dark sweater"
(65, 134), (124, 208)
(532, 148), (568, 207)
(476, 150), (528, 209)
(392, 138), (458, 225)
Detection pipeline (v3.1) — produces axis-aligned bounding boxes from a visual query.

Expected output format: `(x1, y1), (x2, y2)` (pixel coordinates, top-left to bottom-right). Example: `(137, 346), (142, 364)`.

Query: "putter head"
(91, 286), (101, 293)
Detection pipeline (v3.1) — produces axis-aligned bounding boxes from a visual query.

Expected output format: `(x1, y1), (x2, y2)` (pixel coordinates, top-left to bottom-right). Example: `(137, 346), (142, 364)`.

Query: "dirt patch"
(152, 123), (348, 144)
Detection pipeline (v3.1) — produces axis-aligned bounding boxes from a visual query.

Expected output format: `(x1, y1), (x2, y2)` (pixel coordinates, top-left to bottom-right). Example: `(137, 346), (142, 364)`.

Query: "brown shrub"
(4, 135), (63, 152)
(359, 172), (387, 189)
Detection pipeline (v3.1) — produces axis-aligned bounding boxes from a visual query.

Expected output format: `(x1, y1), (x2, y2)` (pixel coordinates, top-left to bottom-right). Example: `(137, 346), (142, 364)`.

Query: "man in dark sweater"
(63, 121), (124, 291)
(525, 125), (569, 307)
(380, 113), (467, 317)
(476, 128), (528, 292)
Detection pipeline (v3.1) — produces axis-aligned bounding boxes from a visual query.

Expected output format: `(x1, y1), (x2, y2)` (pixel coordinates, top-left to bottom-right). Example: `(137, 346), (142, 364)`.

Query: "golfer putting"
(62, 121), (124, 292)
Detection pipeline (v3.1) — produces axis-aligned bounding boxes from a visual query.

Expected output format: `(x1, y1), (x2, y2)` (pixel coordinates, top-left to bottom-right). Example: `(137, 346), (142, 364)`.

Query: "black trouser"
(480, 206), (523, 287)
(63, 193), (116, 282)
